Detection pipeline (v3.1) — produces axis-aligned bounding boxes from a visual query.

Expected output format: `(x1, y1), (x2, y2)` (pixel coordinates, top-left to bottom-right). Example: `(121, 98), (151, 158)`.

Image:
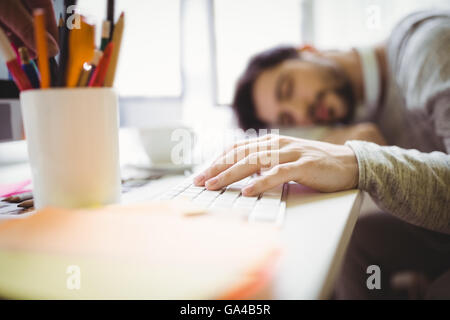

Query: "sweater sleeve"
(346, 140), (450, 234)
(387, 10), (450, 152)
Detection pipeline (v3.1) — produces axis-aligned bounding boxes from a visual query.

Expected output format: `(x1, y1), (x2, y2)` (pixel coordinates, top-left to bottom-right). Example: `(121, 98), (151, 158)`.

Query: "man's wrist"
(342, 145), (359, 189)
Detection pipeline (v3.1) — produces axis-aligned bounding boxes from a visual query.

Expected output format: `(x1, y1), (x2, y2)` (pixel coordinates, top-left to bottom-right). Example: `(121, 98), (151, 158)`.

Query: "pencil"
(76, 50), (102, 86)
(18, 199), (34, 209)
(19, 47), (41, 89)
(0, 27), (32, 91)
(34, 9), (50, 88)
(76, 63), (92, 87)
(4, 192), (33, 203)
(104, 12), (124, 87)
(100, 20), (111, 51)
(88, 42), (114, 87)
(86, 49), (103, 83)
(66, 15), (96, 87)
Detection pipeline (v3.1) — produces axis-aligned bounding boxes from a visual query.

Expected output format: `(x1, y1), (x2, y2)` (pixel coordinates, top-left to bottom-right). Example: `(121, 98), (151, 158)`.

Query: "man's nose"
(282, 100), (311, 126)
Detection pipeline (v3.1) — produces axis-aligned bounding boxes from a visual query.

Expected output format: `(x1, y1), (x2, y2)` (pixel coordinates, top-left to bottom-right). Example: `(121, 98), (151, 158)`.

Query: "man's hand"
(0, 0), (59, 58)
(194, 134), (359, 196)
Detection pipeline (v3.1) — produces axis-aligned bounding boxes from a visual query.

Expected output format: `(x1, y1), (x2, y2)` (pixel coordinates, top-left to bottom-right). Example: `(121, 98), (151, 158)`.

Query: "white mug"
(139, 125), (196, 166)
(20, 88), (121, 209)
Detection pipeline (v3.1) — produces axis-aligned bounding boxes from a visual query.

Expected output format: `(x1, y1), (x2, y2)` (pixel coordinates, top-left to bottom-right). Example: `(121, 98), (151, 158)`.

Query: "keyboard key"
(200, 190), (223, 198)
(158, 194), (174, 201)
(252, 205), (280, 222)
(156, 176), (287, 226)
(234, 198), (256, 206)
(210, 201), (234, 210)
(187, 186), (206, 192)
(261, 185), (283, 197)
(219, 190), (240, 201)
(192, 198), (214, 206)
(227, 177), (251, 189)
(258, 198), (280, 206)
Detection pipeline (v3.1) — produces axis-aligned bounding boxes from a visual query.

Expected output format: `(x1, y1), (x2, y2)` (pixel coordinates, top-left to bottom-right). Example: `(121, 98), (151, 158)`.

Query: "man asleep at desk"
(194, 10), (450, 299)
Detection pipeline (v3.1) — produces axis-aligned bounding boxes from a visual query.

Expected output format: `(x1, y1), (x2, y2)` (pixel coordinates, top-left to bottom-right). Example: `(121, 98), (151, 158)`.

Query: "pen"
(104, 12), (124, 87)
(19, 47), (41, 89)
(107, 0), (115, 40)
(0, 27), (32, 91)
(57, 0), (78, 87)
(58, 13), (65, 50)
(34, 9), (50, 88)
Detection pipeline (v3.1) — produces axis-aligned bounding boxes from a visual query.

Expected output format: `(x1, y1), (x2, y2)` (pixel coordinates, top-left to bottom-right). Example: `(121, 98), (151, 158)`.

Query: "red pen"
(0, 27), (32, 91)
(88, 42), (114, 87)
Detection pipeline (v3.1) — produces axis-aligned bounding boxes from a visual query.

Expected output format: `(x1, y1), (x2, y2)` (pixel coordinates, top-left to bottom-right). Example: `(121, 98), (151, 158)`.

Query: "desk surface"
(120, 175), (362, 299)
(0, 135), (362, 299)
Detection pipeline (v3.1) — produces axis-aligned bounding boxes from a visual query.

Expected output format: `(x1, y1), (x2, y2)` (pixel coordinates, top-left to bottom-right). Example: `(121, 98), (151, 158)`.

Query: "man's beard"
(334, 78), (356, 124)
(308, 64), (356, 125)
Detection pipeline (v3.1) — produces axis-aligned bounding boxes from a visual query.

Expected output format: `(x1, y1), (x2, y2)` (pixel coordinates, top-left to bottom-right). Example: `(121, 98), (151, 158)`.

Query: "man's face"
(252, 55), (354, 127)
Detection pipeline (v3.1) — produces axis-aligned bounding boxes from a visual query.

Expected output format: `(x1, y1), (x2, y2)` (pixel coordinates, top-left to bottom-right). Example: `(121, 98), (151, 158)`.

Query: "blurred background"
(0, 0), (449, 208)
(1, 0), (449, 129)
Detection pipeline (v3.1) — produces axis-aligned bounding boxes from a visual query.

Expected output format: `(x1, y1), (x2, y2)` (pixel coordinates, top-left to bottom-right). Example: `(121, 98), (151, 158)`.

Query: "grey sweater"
(346, 11), (450, 235)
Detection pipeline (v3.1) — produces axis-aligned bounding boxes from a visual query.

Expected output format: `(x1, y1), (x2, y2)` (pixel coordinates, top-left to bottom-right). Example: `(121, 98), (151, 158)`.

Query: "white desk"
(277, 186), (362, 299)
(119, 175), (363, 299)
(0, 134), (363, 299)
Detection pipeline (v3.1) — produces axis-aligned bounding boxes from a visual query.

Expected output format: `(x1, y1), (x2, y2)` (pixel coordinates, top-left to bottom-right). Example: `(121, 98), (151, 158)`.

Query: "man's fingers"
(194, 142), (260, 185)
(194, 138), (282, 186)
(204, 150), (295, 190)
(242, 164), (296, 196)
(193, 138), (259, 185)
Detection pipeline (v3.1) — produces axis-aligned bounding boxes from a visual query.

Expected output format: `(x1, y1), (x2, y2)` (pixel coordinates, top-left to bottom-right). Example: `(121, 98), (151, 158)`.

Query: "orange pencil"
(66, 15), (96, 87)
(104, 12), (124, 87)
(33, 9), (50, 88)
(88, 42), (114, 87)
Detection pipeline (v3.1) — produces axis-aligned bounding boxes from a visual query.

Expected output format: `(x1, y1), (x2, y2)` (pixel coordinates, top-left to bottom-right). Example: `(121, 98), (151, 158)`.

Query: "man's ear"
(297, 44), (318, 54)
(297, 44), (324, 60)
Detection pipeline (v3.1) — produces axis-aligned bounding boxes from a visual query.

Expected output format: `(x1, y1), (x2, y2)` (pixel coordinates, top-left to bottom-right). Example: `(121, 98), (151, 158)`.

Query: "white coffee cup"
(139, 124), (196, 166)
(20, 88), (121, 209)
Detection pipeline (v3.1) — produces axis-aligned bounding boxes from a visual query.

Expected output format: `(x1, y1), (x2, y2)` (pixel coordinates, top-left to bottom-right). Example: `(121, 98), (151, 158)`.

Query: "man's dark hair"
(231, 46), (299, 130)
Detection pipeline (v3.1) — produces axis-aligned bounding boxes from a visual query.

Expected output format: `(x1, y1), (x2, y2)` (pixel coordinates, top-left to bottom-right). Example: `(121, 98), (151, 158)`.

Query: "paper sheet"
(0, 201), (281, 299)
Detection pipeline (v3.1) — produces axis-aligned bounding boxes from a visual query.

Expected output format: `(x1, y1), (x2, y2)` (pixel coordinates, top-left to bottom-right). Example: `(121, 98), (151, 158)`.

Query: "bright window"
(313, 0), (450, 50)
(214, 0), (302, 105)
(77, 0), (181, 97)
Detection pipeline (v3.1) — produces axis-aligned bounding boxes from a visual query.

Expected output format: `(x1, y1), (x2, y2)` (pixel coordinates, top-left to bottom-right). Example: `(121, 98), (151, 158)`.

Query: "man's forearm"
(322, 123), (387, 145)
(346, 141), (450, 234)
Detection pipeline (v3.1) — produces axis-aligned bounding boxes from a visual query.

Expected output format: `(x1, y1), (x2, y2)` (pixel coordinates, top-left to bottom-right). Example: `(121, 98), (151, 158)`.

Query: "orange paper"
(0, 202), (281, 299)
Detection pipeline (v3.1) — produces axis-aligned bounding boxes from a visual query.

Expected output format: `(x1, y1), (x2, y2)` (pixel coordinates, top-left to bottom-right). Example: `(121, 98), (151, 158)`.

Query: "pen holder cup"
(20, 88), (121, 210)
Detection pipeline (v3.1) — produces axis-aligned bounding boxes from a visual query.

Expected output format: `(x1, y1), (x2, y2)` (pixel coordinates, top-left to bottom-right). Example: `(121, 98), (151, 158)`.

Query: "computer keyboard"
(157, 176), (288, 226)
